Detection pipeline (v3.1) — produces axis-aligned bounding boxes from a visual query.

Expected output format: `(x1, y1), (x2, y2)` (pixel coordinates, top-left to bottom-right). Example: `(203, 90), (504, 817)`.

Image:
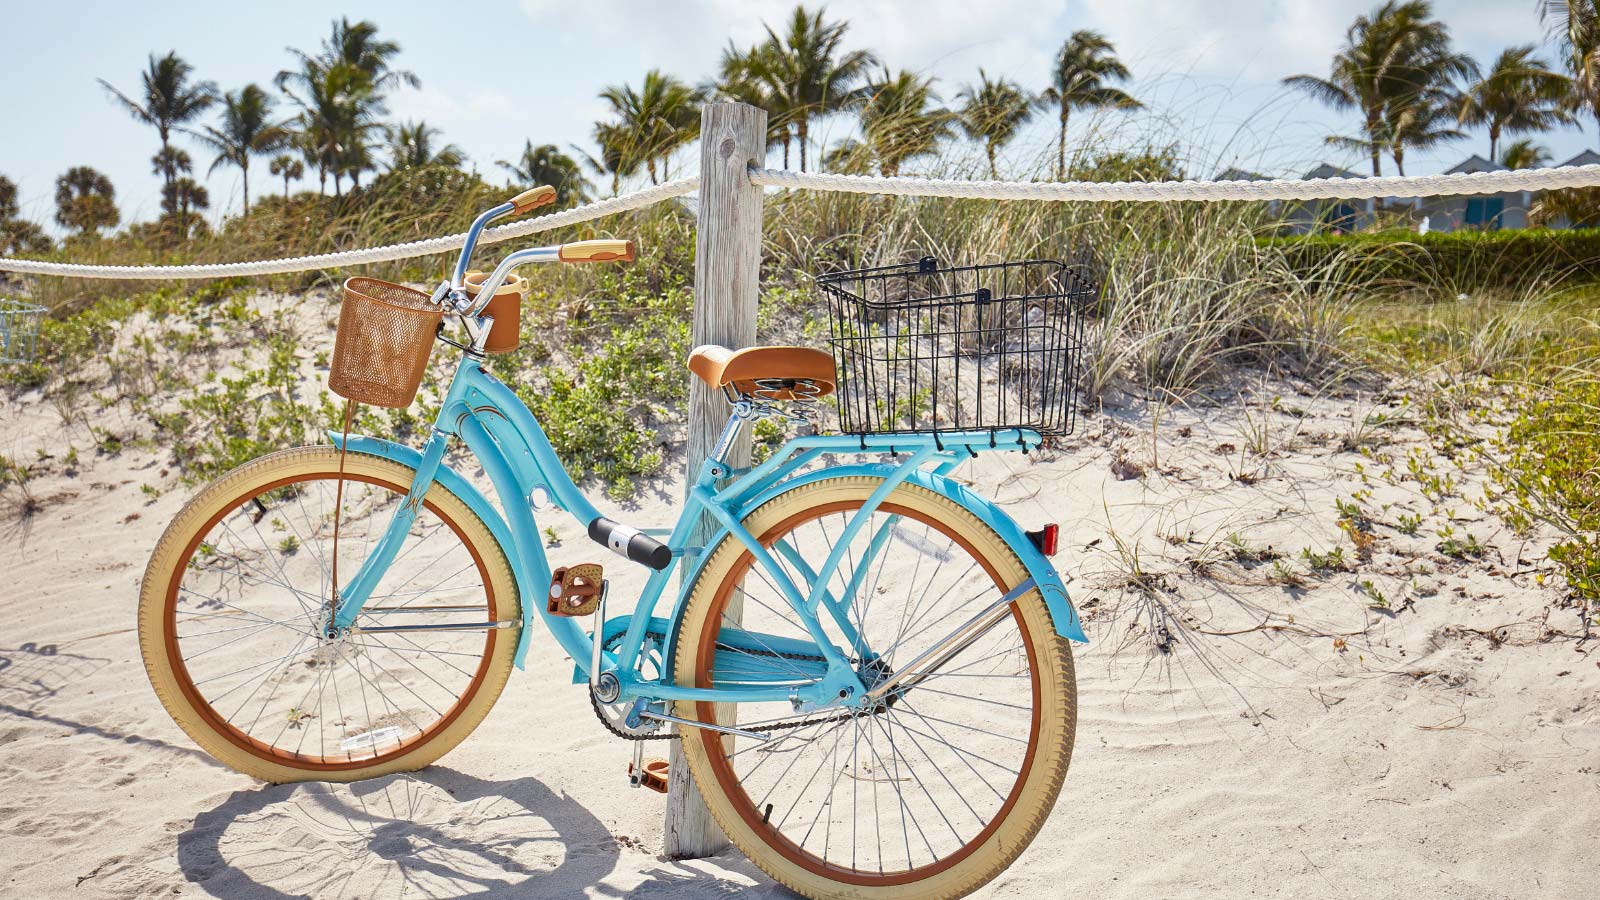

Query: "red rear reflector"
(1026, 524), (1059, 556)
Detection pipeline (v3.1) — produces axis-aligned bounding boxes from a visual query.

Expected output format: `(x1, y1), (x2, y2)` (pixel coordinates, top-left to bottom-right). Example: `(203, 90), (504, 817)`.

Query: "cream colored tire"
(139, 446), (519, 784)
(672, 476), (1076, 900)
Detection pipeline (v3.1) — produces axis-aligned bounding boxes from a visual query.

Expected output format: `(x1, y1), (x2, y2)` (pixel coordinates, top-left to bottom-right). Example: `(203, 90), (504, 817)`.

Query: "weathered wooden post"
(664, 100), (766, 859)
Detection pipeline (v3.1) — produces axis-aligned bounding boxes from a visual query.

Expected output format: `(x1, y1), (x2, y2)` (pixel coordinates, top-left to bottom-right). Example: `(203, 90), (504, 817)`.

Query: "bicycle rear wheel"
(672, 476), (1076, 900)
(139, 446), (519, 783)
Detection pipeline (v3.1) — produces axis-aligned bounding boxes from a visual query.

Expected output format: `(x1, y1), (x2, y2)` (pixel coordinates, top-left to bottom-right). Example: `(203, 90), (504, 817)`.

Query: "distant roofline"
(1221, 150), (1596, 184)
(1303, 162), (1362, 179)
(1445, 154), (1506, 174)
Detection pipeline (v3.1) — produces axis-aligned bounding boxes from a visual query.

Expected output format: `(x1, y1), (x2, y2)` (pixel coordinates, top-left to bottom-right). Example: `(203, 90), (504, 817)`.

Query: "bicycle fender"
(327, 432), (537, 667)
(664, 464), (1087, 653)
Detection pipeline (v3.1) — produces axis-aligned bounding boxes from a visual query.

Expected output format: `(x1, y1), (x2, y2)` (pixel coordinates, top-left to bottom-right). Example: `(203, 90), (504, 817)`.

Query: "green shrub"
(170, 334), (312, 482)
(509, 286), (692, 497)
(1264, 229), (1600, 292)
(1493, 378), (1600, 608)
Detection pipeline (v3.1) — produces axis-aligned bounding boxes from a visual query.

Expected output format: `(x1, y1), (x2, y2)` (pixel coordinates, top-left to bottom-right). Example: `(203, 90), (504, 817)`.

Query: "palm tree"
(1387, 98), (1464, 174)
(305, 17), (420, 92)
(162, 177), (209, 240)
(0, 176), (50, 254)
(280, 60), (381, 197)
(1385, 24), (1478, 174)
(854, 68), (955, 177)
(99, 52), (216, 195)
(279, 19), (408, 195)
(1286, 1), (1476, 176)
(54, 167), (119, 236)
(1541, 1), (1600, 139)
(597, 70), (704, 184)
(713, 42), (798, 166)
(0, 217), (50, 255)
(151, 146), (193, 184)
(269, 154), (304, 198)
(575, 124), (640, 197)
(0, 175), (18, 222)
(1039, 31), (1140, 180)
(1458, 45), (1574, 160)
(187, 84), (288, 215)
(385, 120), (464, 171)
(956, 70), (1033, 178)
(1501, 137), (1553, 168)
(743, 5), (876, 171)
(498, 141), (591, 208)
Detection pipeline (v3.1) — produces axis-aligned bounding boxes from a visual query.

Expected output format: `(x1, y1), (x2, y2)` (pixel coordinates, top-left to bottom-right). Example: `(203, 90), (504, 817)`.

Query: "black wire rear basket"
(819, 256), (1095, 438)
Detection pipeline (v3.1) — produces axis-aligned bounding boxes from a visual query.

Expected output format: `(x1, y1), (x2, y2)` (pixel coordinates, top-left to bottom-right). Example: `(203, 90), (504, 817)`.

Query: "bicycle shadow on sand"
(0, 642), (110, 704)
(177, 766), (780, 899)
(0, 643), (223, 764)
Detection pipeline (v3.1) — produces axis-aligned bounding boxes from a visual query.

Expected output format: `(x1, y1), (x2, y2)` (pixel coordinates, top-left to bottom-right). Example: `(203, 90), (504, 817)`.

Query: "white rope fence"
(0, 177), (698, 280)
(5, 164), (1600, 280)
(750, 163), (1600, 201)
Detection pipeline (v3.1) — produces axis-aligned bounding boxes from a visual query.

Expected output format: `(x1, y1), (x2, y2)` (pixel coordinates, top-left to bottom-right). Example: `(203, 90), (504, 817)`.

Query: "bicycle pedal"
(548, 564), (603, 616)
(628, 758), (670, 793)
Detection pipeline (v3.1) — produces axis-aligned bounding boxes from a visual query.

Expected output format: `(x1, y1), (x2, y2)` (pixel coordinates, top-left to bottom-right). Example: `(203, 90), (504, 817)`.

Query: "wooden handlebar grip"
(558, 239), (636, 263)
(509, 185), (558, 214)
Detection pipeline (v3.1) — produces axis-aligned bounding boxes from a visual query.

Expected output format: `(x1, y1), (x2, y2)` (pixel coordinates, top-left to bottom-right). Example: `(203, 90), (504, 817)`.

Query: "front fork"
(328, 427), (454, 633)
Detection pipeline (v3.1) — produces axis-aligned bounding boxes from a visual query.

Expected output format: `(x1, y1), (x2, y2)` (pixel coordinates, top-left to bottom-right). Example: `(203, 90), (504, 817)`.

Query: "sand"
(2, 310), (1597, 899)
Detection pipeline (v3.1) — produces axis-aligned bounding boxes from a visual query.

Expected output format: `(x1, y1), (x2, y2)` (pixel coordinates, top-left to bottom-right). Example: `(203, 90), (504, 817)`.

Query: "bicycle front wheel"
(672, 475), (1076, 900)
(139, 446), (520, 783)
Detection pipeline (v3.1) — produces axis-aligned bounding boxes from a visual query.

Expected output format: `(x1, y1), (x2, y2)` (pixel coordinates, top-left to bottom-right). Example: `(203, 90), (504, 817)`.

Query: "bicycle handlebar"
(558, 239), (635, 263)
(447, 189), (636, 321)
(509, 185), (558, 215)
(459, 239), (636, 317)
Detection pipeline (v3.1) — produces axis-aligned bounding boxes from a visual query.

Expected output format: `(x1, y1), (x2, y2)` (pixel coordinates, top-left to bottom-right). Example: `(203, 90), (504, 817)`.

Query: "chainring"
(589, 631), (670, 740)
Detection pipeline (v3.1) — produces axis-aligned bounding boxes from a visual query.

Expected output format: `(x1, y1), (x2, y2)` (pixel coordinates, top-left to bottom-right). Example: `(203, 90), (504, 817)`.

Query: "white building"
(1281, 164), (1374, 234)
(1412, 155), (1532, 232)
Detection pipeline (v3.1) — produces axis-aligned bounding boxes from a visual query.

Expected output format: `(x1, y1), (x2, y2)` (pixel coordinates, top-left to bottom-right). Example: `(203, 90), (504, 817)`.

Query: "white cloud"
(388, 86), (520, 136)
(1075, 0), (1352, 83)
(1078, 0), (1554, 84)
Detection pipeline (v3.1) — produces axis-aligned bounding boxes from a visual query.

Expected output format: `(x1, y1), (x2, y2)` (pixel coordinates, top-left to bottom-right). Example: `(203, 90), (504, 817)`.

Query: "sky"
(0, 0), (1591, 235)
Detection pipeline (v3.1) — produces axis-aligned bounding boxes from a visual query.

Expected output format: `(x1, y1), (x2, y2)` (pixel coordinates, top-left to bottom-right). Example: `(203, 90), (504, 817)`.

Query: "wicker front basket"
(329, 278), (442, 408)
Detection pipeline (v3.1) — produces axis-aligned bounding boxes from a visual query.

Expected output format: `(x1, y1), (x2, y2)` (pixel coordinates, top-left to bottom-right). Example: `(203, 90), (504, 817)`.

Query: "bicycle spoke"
(889, 705), (1021, 776)
(912, 684), (1034, 712)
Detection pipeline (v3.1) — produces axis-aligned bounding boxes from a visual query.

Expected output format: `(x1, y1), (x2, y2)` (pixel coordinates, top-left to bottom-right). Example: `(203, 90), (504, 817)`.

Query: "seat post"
(710, 400), (755, 466)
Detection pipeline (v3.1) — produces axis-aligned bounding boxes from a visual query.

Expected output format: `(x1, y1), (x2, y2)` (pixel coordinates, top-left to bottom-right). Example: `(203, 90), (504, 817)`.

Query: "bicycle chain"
(589, 632), (877, 742)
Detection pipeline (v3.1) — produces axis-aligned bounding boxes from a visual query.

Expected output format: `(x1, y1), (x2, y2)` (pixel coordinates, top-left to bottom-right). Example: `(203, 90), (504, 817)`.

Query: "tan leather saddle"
(686, 344), (836, 401)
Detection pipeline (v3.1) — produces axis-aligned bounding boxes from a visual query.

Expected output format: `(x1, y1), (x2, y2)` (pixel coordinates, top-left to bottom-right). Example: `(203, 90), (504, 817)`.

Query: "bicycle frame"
(324, 351), (1085, 713)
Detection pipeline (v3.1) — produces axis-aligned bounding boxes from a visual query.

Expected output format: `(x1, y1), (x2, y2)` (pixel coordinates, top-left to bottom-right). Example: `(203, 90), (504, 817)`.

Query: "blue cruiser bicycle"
(139, 185), (1093, 899)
